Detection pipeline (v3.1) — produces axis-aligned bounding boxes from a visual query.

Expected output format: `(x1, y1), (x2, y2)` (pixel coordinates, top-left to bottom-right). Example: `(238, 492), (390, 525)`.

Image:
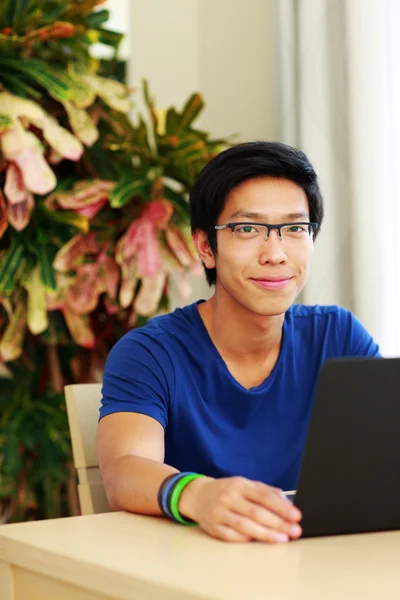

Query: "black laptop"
(288, 357), (400, 538)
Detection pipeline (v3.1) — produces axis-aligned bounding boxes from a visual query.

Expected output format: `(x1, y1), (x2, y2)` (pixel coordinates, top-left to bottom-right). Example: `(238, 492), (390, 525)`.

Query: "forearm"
(102, 454), (179, 515)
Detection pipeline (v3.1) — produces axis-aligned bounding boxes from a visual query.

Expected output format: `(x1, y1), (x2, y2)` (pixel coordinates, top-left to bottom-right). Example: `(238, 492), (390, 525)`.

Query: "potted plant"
(0, 0), (227, 522)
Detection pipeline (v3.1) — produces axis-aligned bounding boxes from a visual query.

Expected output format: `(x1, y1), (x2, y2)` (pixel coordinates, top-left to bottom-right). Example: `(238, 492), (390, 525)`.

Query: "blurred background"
(0, 0), (399, 523)
(111, 0), (400, 354)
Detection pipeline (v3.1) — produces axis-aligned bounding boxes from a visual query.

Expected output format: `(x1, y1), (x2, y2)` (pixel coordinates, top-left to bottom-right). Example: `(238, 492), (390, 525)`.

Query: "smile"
(250, 277), (293, 290)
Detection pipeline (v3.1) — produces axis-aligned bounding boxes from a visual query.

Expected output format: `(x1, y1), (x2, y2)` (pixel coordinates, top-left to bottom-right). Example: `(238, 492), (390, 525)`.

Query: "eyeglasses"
(214, 222), (318, 246)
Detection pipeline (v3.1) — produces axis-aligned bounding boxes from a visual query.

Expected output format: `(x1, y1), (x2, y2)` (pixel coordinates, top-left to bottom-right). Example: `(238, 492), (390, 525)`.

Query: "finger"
(228, 497), (302, 539)
(245, 482), (302, 522)
(223, 512), (290, 543)
(212, 524), (252, 543)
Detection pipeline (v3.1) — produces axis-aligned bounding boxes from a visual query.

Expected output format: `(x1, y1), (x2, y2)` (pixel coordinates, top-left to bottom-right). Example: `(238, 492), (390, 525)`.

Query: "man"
(97, 141), (380, 543)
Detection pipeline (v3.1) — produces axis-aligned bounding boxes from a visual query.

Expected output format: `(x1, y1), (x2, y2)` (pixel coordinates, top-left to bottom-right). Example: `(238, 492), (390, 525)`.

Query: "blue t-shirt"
(100, 302), (380, 491)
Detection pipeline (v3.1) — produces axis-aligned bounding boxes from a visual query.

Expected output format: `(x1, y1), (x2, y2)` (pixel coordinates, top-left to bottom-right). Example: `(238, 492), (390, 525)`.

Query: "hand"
(178, 476), (302, 543)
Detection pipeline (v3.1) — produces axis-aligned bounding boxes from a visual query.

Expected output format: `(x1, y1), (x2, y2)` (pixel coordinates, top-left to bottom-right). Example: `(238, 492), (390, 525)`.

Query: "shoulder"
(286, 304), (380, 357)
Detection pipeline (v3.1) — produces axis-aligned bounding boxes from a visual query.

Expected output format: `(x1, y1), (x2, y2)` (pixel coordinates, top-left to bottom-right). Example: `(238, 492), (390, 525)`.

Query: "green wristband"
(169, 473), (205, 525)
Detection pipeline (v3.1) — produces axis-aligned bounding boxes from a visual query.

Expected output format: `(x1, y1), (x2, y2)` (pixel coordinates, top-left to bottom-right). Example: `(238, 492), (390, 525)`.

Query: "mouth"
(250, 277), (293, 290)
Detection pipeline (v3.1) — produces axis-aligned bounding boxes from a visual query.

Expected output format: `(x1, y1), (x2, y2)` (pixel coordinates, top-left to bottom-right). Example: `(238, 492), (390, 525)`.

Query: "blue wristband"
(160, 472), (197, 520)
(161, 473), (186, 518)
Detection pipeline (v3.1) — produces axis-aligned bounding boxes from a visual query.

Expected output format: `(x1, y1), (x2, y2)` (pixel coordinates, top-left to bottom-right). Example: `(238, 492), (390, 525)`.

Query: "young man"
(97, 141), (380, 544)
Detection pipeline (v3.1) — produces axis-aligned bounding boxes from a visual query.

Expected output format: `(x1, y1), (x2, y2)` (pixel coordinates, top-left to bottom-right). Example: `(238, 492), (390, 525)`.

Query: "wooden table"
(0, 512), (399, 600)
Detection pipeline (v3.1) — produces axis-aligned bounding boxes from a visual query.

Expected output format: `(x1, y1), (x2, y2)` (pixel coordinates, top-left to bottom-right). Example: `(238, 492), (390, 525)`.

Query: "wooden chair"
(64, 383), (111, 515)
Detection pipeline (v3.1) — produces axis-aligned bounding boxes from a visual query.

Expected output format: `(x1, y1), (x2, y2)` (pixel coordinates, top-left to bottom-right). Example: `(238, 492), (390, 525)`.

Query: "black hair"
(189, 140), (324, 286)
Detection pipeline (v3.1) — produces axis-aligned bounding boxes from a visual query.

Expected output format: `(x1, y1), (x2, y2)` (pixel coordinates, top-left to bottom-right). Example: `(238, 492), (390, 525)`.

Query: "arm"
(97, 412), (302, 542)
(97, 412), (178, 514)
(98, 333), (302, 542)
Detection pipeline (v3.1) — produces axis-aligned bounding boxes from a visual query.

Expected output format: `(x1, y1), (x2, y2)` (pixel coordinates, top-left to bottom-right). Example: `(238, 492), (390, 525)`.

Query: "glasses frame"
(214, 221), (318, 241)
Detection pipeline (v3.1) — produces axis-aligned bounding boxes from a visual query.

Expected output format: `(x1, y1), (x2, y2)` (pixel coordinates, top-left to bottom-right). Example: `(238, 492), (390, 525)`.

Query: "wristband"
(157, 472), (205, 525)
(158, 472), (196, 519)
(157, 473), (179, 519)
(169, 473), (205, 525)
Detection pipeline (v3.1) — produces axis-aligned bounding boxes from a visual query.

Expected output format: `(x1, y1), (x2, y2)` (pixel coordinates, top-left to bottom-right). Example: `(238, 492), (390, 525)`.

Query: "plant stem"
(47, 345), (63, 393)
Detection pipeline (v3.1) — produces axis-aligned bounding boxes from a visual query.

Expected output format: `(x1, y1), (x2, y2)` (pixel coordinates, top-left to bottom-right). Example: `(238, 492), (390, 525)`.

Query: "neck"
(197, 285), (285, 363)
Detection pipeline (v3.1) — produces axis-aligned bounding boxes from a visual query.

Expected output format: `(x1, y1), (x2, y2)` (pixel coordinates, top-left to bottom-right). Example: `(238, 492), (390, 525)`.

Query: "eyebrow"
(229, 210), (310, 221)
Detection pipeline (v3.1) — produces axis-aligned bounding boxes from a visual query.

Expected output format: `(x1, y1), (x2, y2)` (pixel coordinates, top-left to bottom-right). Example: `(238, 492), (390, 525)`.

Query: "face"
(195, 177), (315, 317)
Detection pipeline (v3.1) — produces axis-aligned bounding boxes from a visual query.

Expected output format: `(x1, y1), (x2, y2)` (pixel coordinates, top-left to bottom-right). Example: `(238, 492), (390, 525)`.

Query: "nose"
(258, 228), (287, 265)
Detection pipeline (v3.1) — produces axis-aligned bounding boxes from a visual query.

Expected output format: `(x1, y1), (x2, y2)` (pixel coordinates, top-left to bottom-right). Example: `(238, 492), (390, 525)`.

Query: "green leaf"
(10, 0), (31, 32)
(87, 28), (123, 49)
(0, 0), (11, 29)
(3, 432), (22, 474)
(178, 93), (204, 130)
(0, 112), (14, 130)
(0, 71), (42, 99)
(165, 108), (180, 135)
(28, 2), (65, 25)
(0, 57), (71, 102)
(37, 243), (57, 291)
(40, 205), (89, 234)
(85, 9), (110, 28)
(0, 58), (90, 104)
(163, 186), (190, 223)
(109, 176), (150, 208)
(143, 79), (158, 134)
(84, 145), (118, 179)
(136, 117), (151, 150)
(169, 136), (207, 162)
(0, 240), (25, 295)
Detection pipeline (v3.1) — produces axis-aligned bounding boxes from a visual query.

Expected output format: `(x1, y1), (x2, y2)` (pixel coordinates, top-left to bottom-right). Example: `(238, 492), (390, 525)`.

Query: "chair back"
(64, 383), (111, 515)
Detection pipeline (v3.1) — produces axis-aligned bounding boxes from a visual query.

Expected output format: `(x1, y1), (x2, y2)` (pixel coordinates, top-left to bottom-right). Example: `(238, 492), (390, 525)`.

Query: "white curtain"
(275, 0), (400, 356)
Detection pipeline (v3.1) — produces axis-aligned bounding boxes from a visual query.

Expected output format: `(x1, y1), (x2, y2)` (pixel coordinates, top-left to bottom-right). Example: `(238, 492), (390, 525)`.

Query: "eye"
(237, 225), (257, 233)
(285, 224), (308, 235)
(236, 225), (258, 234)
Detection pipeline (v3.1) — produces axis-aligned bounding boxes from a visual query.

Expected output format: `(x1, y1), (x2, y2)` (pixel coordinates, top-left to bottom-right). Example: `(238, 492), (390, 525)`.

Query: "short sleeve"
(99, 331), (175, 429)
(342, 310), (381, 357)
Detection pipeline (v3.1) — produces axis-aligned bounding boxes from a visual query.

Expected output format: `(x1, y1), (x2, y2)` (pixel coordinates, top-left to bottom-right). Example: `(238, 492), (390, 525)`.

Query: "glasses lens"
(281, 223), (313, 243)
(232, 224), (266, 242)
(230, 223), (314, 245)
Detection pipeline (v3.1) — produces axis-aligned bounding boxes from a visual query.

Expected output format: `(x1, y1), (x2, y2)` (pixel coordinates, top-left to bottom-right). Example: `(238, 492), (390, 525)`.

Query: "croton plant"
(0, 0), (227, 522)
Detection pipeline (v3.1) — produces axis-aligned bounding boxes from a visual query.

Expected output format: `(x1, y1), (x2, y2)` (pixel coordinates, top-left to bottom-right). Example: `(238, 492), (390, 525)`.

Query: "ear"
(192, 229), (216, 269)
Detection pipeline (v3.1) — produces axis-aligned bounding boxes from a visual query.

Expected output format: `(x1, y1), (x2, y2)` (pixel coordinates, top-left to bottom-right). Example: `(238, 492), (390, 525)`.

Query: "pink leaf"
(143, 199), (174, 229)
(65, 263), (101, 314)
(47, 148), (63, 164)
(137, 220), (162, 276)
(104, 296), (120, 315)
(118, 256), (138, 308)
(189, 258), (203, 277)
(0, 190), (9, 239)
(63, 308), (95, 349)
(54, 179), (114, 210)
(175, 270), (192, 300)
(14, 143), (56, 194)
(46, 179), (114, 220)
(7, 192), (34, 232)
(98, 254), (120, 300)
(75, 197), (108, 219)
(4, 163), (26, 204)
(46, 273), (73, 311)
(121, 220), (141, 260)
(165, 227), (193, 267)
(134, 272), (167, 316)
(53, 233), (101, 272)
